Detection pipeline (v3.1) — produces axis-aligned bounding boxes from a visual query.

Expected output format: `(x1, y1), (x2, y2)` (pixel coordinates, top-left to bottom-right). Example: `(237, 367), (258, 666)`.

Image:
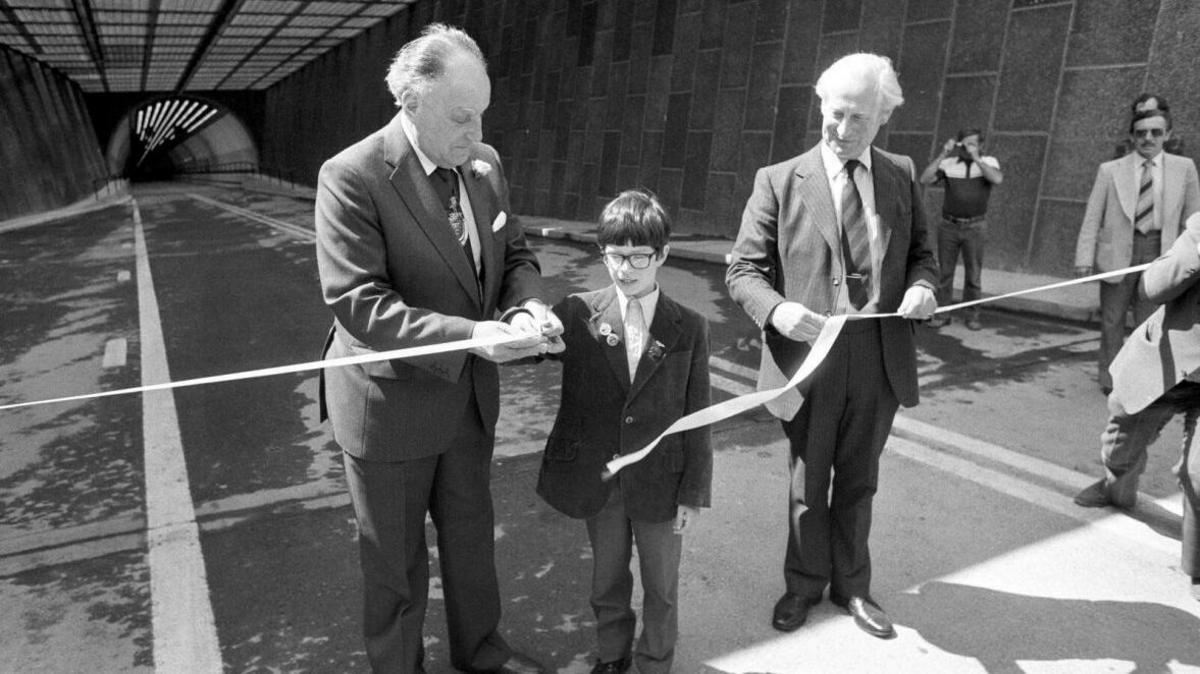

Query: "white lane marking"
(101, 338), (127, 368)
(187, 193), (315, 242)
(133, 200), (223, 672)
(117, 270), (131, 283)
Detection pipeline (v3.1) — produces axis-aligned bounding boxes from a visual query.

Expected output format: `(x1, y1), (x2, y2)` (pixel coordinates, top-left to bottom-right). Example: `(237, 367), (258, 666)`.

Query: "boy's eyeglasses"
(1133, 128), (1166, 138)
(602, 252), (656, 269)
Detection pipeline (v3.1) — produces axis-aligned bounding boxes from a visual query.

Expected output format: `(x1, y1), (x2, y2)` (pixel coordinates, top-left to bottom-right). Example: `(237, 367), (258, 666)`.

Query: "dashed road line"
(133, 200), (223, 672)
(188, 193), (315, 241)
(102, 337), (127, 368)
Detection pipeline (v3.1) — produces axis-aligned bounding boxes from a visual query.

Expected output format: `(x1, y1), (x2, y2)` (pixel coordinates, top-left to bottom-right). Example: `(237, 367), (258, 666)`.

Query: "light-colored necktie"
(625, 296), (645, 381)
(1135, 158), (1155, 234)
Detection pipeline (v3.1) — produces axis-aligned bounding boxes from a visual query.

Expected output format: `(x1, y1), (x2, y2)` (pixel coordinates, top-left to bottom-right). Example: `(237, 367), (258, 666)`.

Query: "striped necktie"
(840, 159), (871, 309)
(1135, 158), (1155, 234)
(625, 296), (645, 381)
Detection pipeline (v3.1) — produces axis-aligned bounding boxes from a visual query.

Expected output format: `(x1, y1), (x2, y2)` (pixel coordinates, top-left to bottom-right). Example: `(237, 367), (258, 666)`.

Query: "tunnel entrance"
(105, 95), (258, 182)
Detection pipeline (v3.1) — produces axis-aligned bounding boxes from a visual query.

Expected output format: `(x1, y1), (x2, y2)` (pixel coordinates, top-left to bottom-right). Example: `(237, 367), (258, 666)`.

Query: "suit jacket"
(315, 113), (543, 460)
(1110, 223), (1200, 415)
(725, 144), (938, 419)
(536, 287), (712, 523)
(1075, 151), (1200, 281)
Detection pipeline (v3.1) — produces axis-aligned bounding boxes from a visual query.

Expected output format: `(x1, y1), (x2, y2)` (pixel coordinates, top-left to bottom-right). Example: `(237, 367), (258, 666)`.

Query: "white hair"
(384, 23), (486, 107)
(815, 52), (904, 114)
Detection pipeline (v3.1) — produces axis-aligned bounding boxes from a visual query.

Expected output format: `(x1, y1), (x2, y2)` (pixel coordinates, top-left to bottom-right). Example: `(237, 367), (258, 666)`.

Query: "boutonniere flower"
(596, 322), (622, 346)
(647, 339), (666, 361)
(471, 159), (492, 178)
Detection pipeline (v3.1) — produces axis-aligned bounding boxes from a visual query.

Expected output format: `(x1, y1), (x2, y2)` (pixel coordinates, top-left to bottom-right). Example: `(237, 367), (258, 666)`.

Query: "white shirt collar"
(821, 142), (873, 180)
(615, 283), (660, 320)
(400, 111), (442, 177)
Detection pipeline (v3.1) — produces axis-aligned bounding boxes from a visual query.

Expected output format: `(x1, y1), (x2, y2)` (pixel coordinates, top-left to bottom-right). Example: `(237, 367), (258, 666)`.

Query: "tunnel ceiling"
(0, 0), (416, 93)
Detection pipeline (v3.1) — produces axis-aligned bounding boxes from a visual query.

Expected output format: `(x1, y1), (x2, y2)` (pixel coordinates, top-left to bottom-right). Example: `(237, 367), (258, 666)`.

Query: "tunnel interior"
(106, 95), (258, 182)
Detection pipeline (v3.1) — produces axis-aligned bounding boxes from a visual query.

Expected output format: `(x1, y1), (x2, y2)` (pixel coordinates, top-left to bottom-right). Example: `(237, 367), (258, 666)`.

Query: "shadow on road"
(892, 581), (1200, 672)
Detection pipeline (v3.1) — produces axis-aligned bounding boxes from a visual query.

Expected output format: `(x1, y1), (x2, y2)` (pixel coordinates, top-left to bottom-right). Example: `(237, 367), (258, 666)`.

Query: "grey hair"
(815, 52), (905, 115)
(385, 23), (486, 107)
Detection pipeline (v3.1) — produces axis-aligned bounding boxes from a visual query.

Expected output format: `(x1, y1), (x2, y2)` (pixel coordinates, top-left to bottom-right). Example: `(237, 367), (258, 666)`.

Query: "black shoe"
(927, 315), (950, 328)
(590, 656), (631, 674)
(832, 594), (895, 639)
(965, 316), (982, 331)
(1073, 479), (1111, 508)
(772, 592), (819, 632)
(494, 652), (547, 674)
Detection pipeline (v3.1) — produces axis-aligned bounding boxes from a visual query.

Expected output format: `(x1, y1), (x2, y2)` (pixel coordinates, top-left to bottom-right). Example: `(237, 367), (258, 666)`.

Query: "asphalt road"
(1, 183), (1198, 673)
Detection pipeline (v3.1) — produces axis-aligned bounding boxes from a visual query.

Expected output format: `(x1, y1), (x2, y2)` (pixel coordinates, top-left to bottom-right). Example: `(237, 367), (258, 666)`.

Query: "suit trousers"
(1098, 382), (1200, 509)
(343, 393), (510, 674)
(781, 319), (898, 601)
(1177, 407), (1200, 577)
(935, 217), (986, 319)
(1098, 231), (1161, 390)
(585, 488), (682, 674)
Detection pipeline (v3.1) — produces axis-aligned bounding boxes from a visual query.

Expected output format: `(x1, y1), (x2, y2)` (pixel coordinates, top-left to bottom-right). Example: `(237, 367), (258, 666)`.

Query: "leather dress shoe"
(927, 315), (950, 329)
(590, 655), (631, 674)
(1073, 479), (1111, 508)
(772, 592), (819, 632)
(494, 652), (547, 674)
(965, 316), (983, 331)
(833, 595), (896, 639)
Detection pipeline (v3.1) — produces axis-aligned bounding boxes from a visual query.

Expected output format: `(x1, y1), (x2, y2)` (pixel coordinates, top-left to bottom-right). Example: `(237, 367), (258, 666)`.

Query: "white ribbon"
(0, 333), (522, 412)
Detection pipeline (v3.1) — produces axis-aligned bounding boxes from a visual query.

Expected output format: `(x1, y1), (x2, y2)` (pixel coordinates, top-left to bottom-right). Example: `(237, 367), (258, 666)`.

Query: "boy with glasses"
(535, 189), (712, 674)
(1075, 108), (1200, 395)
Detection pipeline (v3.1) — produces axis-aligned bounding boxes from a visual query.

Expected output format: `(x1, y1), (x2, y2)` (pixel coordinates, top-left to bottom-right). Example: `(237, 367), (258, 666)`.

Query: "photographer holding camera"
(920, 128), (1004, 330)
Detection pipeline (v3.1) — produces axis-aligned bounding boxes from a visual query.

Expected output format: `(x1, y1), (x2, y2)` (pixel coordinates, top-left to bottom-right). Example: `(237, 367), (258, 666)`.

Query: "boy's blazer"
(537, 287), (712, 523)
(726, 144), (938, 419)
(1075, 151), (1200, 279)
(315, 113), (543, 460)
(1110, 216), (1200, 415)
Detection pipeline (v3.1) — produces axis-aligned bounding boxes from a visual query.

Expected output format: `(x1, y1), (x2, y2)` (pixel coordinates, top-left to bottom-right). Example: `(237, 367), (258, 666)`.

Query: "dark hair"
(956, 128), (984, 143)
(597, 189), (671, 251)
(1131, 93), (1169, 114)
(1130, 108), (1172, 134)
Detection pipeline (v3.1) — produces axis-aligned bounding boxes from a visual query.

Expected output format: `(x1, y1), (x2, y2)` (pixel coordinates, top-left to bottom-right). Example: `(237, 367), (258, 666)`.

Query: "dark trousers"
(781, 319), (899, 601)
(343, 397), (510, 674)
(1098, 381), (1200, 575)
(1098, 231), (1160, 389)
(935, 216), (986, 318)
(585, 489), (682, 674)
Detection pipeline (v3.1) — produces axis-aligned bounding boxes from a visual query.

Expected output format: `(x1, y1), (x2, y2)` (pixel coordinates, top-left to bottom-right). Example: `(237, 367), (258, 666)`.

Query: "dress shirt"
(615, 284), (660, 371)
(821, 142), (881, 313)
(400, 112), (482, 270)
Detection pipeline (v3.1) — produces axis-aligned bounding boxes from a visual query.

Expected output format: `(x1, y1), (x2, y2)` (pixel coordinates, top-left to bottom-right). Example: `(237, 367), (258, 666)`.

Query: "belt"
(942, 214), (986, 225)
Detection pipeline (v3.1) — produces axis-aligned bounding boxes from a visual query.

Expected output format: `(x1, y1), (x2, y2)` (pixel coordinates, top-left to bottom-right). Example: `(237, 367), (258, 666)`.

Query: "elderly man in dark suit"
(1075, 213), (1200, 600)
(315, 24), (559, 674)
(726, 52), (938, 639)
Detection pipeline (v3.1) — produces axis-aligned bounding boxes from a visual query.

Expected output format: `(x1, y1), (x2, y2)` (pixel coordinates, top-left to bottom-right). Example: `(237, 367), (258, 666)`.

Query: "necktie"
(840, 159), (871, 309)
(1135, 158), (1155, 234)
(625, 296), (645, 381)
(430, 167), (477, 278)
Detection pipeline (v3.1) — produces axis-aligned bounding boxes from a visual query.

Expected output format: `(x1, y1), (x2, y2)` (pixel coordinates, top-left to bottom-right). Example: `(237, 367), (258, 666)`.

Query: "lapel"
(591, 288), (632, 391)
(459, 161), (497, 307)
(793, 147), (839, 255)
(869, 147), (897, 255)
(1114, 152), (1138, 221)
(1162, 153), (1183, 219)
(382, 114), (481, 307)
(629, 293), (683, 401)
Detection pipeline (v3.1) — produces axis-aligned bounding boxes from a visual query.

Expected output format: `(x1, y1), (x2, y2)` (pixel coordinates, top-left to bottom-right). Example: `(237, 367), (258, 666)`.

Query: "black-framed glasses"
(602, 251), (656, 269)
(1133, 128), (1167, 138)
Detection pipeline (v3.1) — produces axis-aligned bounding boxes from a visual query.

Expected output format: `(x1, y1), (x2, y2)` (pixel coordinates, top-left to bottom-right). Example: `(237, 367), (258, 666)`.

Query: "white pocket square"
(492, 212), (507, 232)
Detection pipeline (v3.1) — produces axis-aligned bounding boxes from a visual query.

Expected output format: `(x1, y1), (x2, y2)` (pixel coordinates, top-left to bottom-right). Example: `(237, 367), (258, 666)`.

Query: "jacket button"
(832, 277), (840, 286)
(624, 415), (634, 424)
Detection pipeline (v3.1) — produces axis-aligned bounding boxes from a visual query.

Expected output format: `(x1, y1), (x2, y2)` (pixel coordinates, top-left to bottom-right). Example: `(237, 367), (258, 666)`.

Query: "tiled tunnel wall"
(260, 0), (1199, 276)
(0, 46), (108, 221)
